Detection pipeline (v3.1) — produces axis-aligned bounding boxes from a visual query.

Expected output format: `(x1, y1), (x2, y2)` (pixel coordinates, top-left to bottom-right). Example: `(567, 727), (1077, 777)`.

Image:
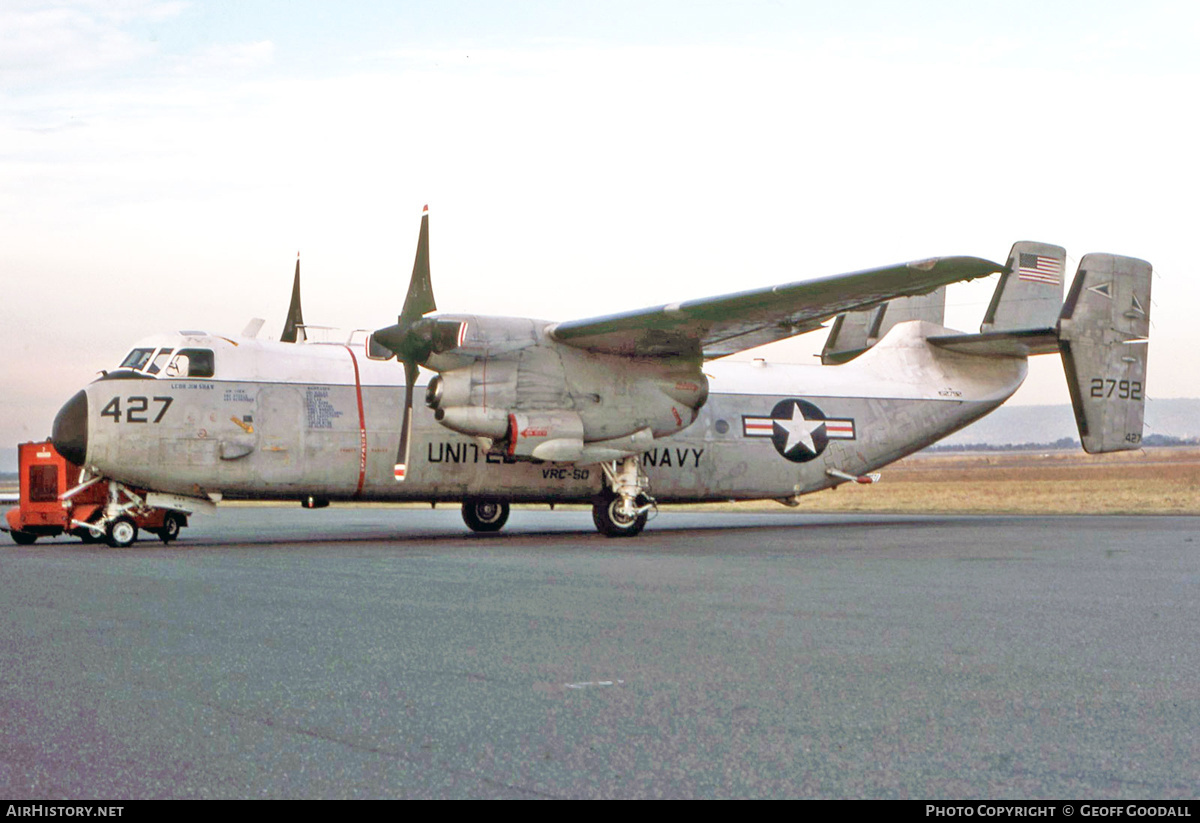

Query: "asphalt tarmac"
(1, 508), (1197, 799)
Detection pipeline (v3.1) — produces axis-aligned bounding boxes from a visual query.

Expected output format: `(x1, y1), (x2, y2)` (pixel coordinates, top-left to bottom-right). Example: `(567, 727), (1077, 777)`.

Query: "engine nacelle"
(426, 362), (519, 412)
(422, 341), (710, 462)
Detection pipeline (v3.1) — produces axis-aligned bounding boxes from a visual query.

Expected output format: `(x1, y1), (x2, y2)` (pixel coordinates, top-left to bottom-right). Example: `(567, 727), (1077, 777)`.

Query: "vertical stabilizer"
(821, 288), (946, 364)
(981, 241), (1066, 333)
(1058, 253), (1152, 453)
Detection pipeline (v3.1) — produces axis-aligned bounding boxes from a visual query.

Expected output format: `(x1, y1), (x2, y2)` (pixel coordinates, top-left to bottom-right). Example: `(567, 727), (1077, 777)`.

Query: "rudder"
(1058, 253), (1152, 453)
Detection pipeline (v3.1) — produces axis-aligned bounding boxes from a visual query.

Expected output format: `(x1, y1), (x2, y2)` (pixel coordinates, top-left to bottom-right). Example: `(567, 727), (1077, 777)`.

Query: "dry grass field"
(777, 447), (1200, 515)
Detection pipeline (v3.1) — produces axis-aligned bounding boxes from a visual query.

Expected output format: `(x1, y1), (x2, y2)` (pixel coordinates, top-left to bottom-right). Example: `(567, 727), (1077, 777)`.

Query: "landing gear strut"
(593, 456), (655, 537)
(69, 479), (192, 548)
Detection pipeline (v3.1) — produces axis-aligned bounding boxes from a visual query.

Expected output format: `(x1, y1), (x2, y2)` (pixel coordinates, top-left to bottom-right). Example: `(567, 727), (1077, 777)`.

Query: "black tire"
(461, 500), (510, 533)
(591, 493), (648, 538)
(106, 516), (138, 548)
(11, 531), (37, 546)
(159, 512), (185, 544)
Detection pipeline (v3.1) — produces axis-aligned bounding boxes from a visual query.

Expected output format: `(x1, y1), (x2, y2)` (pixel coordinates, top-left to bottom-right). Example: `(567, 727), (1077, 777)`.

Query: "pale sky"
(3, 1), (1198, 471)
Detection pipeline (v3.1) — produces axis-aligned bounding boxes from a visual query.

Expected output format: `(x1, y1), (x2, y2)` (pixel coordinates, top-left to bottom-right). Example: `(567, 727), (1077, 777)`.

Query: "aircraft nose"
(52, 390), (88, 466)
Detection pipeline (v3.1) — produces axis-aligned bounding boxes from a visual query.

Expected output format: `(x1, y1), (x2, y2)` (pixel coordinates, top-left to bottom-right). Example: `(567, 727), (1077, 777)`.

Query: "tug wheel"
(159, 512), (185, 544)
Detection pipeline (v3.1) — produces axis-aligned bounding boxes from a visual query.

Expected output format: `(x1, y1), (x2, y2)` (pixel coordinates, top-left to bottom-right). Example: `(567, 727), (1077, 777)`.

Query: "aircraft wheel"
(592, 493), (647, 538)
(11, 531), (37, 546)
(106, 516), (138, 548)
(462, 500), (509, 533)
(159, 512), (185, 544)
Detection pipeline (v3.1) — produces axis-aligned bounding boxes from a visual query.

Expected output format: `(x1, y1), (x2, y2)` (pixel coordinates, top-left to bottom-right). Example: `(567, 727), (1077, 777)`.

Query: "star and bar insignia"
(742, 399), (856, 463)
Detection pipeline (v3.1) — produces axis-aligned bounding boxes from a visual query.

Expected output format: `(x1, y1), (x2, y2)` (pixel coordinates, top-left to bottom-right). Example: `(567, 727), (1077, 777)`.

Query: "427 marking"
(100, 395), (174, 423)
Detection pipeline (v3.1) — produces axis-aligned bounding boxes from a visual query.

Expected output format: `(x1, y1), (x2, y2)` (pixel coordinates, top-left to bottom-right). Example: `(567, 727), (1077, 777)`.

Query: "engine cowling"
(426, 362), (518, 412)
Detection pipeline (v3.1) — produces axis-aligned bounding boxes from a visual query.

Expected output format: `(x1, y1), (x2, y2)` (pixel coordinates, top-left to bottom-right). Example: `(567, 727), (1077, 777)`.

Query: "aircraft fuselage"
(54, 321), (1026, 506)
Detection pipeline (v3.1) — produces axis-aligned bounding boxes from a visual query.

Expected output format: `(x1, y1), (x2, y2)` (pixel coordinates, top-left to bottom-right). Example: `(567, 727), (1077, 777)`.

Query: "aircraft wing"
(549, 256), (1005, 358)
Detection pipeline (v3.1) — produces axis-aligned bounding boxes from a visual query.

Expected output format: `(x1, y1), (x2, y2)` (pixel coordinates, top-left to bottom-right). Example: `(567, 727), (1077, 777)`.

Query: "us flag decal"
(1017, 253), (1063, 285)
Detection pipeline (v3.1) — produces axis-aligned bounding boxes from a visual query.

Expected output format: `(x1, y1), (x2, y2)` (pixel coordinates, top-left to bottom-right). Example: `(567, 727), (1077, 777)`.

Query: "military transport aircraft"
(44, 207), (1151, 544)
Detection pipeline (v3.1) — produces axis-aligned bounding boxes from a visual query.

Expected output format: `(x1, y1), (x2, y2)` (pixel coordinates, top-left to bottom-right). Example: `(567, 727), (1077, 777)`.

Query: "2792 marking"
(1089, 379), (1142, 400)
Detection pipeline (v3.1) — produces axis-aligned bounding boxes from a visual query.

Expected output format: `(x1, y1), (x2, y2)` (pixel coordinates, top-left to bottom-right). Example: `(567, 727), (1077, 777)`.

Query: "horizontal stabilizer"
(927, 327), (1059, 358)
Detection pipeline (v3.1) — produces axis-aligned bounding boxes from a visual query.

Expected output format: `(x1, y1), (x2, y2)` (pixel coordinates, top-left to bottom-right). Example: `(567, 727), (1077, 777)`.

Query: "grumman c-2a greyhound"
(43, 208), (1152, 545)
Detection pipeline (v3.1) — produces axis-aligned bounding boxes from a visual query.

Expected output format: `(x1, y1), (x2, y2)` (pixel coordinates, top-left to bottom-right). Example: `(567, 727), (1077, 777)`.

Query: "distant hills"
(937, 397), (1200, 449)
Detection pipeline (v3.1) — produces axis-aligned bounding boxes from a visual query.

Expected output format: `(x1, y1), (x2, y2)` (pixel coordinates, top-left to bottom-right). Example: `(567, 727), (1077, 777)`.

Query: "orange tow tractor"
(3, 441), (186, 547)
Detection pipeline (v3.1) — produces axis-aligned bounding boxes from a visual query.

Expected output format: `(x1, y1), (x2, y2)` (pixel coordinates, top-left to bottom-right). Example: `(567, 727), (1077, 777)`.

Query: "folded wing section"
(550, 256), (1003, 359)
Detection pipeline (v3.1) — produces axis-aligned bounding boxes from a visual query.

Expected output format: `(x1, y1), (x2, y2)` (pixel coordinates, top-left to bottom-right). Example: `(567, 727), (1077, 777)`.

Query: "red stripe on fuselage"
(342, 345), (369, 497)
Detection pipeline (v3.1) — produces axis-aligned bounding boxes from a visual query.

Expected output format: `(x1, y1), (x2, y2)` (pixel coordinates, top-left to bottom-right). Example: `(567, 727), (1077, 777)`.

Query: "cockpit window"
(119, 348), (155, 371)
(165, 348), (215, 378)
(148, 348), (174, 374)
(117, 346), (182, 375)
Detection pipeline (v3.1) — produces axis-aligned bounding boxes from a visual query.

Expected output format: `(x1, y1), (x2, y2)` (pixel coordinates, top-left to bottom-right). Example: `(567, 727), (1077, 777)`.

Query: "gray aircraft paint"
(48, 230), (1151, 539)
(73, 319), (1023, 505)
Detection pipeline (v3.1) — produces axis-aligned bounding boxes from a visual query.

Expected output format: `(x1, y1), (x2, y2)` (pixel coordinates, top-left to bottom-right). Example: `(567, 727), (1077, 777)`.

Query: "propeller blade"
(387, 208), (436, 482)
(394, 359), (418, 482)
(373, 206), (439, 362)
(400, 205), (435, 325)
(281, 253), (305, 343)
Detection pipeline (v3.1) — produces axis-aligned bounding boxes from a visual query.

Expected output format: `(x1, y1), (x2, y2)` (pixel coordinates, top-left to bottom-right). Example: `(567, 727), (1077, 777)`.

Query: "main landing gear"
(461, 499), (510, 533)
(593, 455), (655, 538)
(458, 455), (657, 538)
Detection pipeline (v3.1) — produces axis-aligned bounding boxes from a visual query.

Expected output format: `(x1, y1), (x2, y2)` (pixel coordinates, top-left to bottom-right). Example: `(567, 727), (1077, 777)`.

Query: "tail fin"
(1058, 253), (1152, 453)
(821, 288), (946, 364)
(926, 246), (1152, 454)
(981, 241), (1066, 333)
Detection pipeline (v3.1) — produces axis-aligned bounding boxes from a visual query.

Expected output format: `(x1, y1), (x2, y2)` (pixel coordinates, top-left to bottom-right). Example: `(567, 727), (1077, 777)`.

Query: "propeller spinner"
(373, 206), (437, 481)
